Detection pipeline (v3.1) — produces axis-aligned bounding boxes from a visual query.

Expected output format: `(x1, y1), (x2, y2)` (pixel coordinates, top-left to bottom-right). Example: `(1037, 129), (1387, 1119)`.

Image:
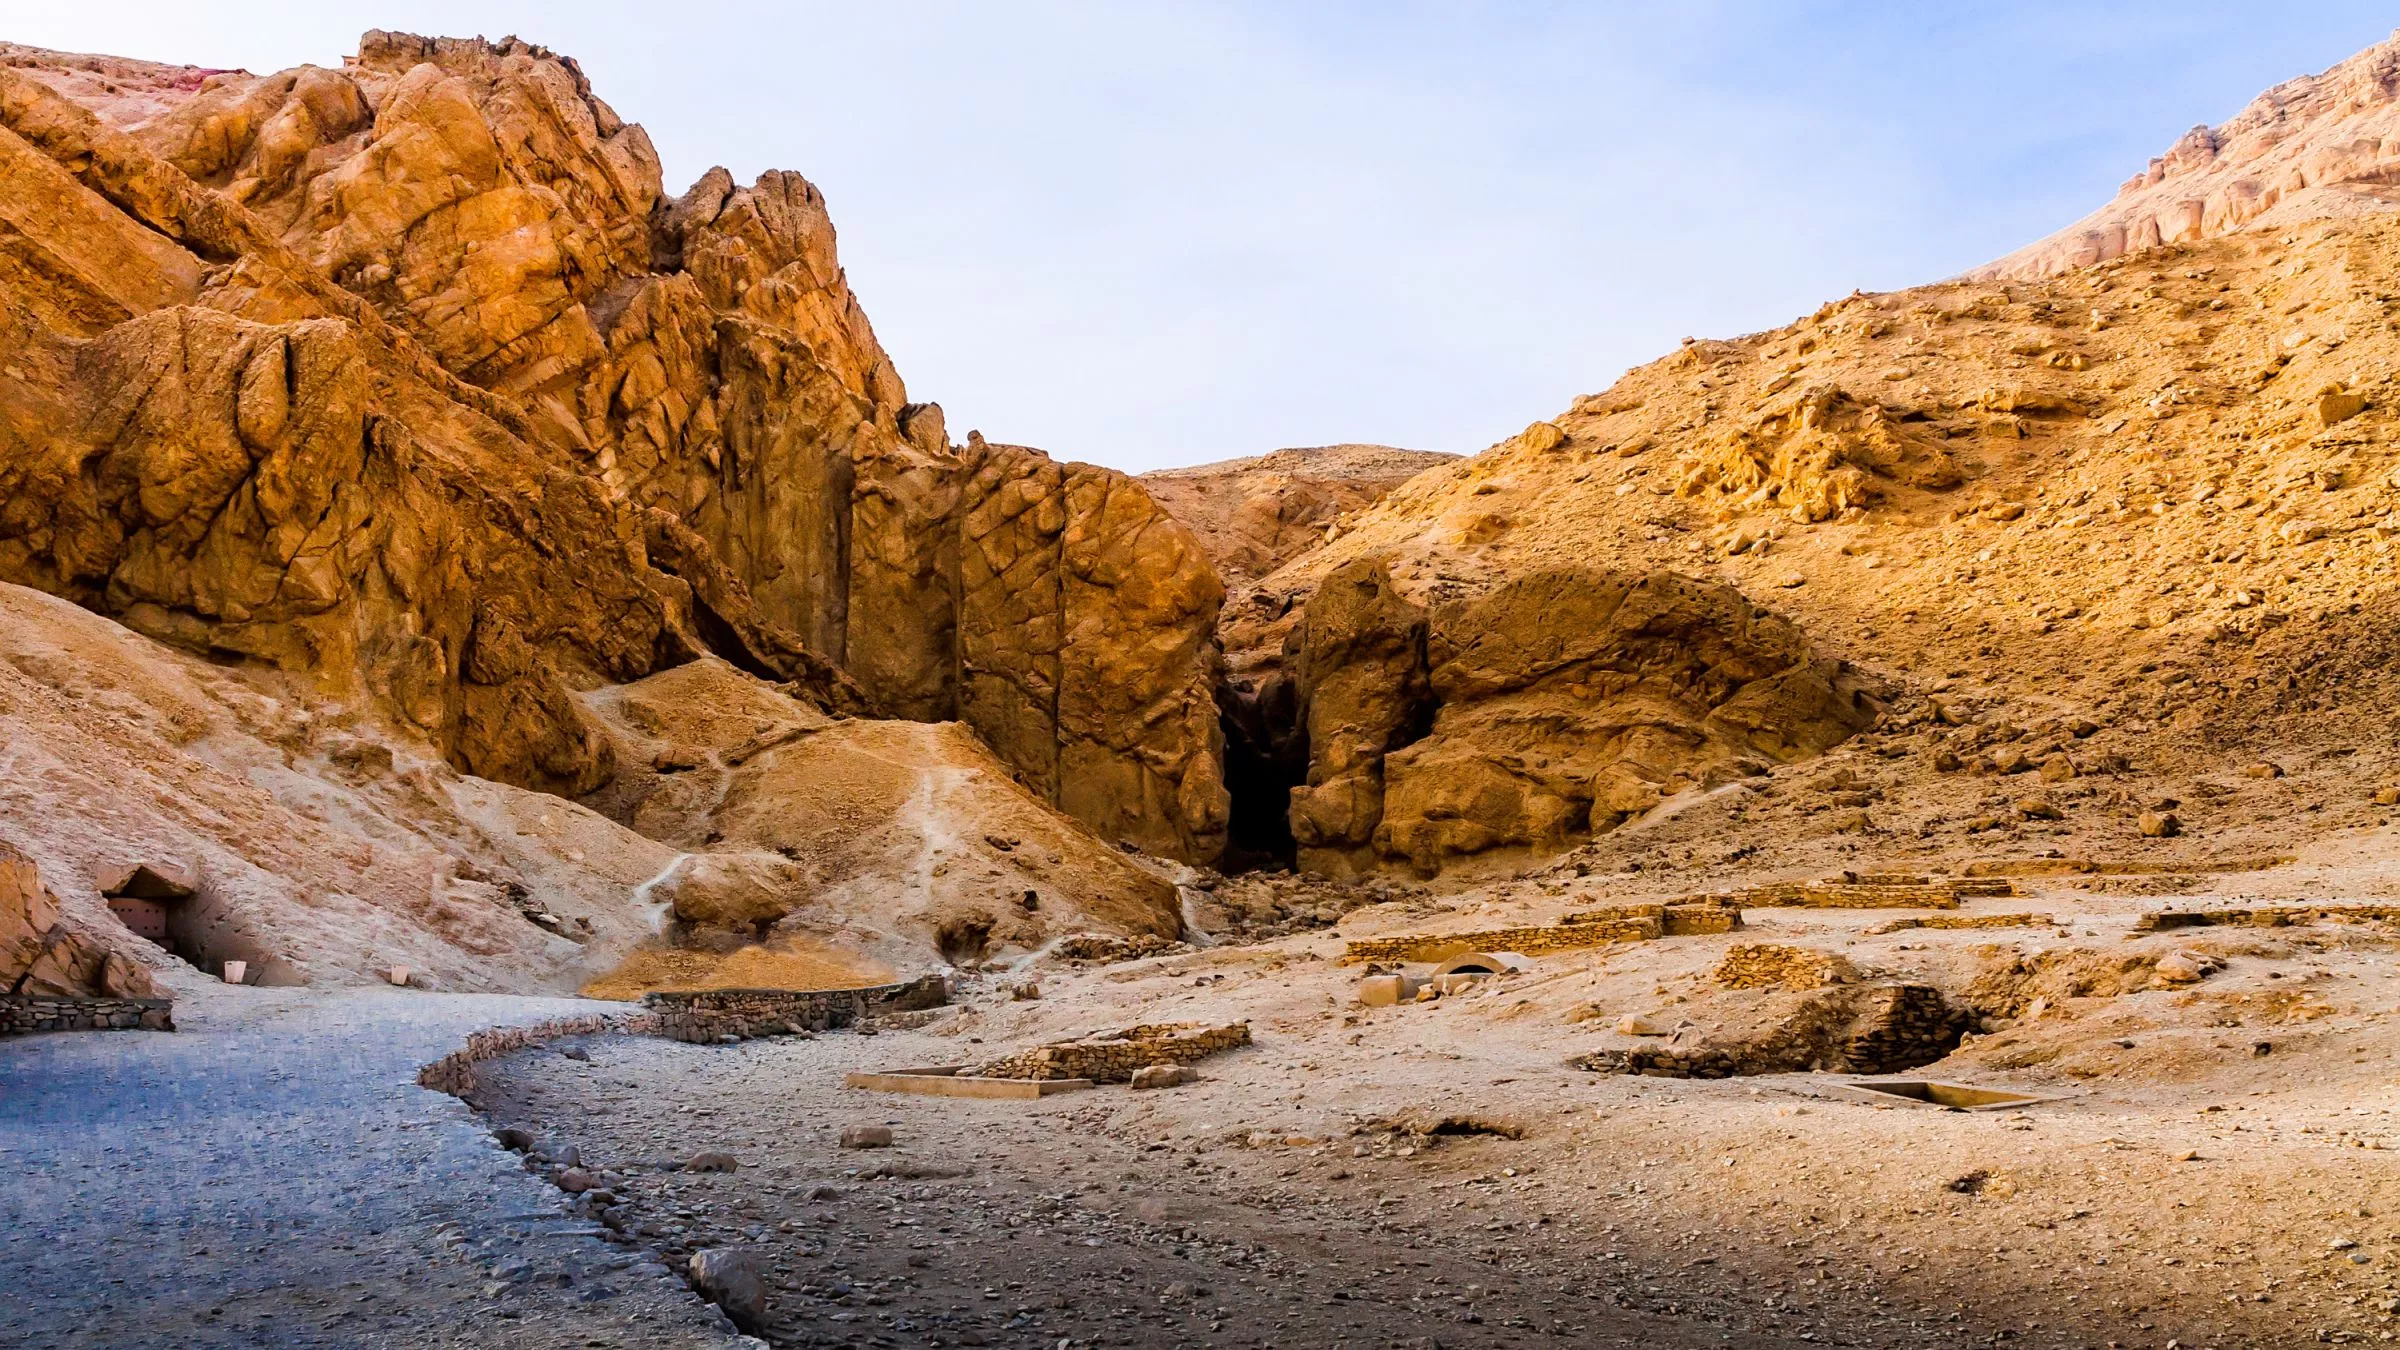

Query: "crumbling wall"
(972, 1022), (1250, 1083)
(0, 995), (174, 1035)
(643, 976), (949, 1043)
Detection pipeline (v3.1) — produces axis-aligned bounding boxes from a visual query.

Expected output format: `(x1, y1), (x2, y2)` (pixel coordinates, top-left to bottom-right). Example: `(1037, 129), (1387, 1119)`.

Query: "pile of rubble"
(1575, 981), (1972, 1079)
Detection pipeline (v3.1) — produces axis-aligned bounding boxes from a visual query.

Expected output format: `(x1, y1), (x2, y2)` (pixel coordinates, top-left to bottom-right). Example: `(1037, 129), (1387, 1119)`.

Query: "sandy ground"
(467, 877), (2400, 1350)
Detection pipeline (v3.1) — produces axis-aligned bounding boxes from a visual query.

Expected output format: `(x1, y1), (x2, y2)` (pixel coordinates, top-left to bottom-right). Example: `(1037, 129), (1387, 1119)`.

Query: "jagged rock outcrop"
(0, 34), (1226, 862)
(1973, 30), (2400, 279)
(1140, 444), (1457, 584)
(1285, 565), (1880, 876)
(1286, 558), (1432, 870)
(1676, 385), (1961, 523)
(2, 840), (158, 999)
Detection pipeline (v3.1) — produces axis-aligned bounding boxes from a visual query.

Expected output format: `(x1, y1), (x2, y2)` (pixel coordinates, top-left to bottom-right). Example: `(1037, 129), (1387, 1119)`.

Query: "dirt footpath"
(0, 981), (742, 1350)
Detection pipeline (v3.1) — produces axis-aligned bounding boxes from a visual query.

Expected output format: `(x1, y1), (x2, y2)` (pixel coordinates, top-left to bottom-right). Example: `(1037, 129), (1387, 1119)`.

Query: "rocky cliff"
(0, 34), (1225, 865)
(1973, 30), (2400, 279)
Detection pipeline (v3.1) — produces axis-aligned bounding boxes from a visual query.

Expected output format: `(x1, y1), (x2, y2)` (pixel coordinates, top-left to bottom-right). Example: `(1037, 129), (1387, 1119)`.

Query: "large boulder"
(1285, 565), (1879, 876)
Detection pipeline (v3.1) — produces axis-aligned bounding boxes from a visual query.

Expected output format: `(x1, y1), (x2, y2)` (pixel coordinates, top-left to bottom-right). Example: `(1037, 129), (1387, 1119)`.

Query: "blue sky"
(12, 4), (2398, 471)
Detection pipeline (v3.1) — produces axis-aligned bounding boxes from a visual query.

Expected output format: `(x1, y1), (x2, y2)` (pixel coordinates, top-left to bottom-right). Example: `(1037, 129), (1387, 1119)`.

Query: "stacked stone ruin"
(1867, 913), (2056, 934)
(643, 975), (949, 1043)
(1694, 875), (2014, 910)
(0, 994), (174, 1036)
(1050, 933), (1183, 963)
(971, 1022), (1251, 1083)
(1340, 899), (1740, 965)
(1714, 943), (1860, 991)
(2134, 903), (2400, 932)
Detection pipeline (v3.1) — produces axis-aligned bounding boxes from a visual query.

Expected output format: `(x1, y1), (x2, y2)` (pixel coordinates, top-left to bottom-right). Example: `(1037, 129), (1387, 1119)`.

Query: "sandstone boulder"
(1344, 568), (1878, 874)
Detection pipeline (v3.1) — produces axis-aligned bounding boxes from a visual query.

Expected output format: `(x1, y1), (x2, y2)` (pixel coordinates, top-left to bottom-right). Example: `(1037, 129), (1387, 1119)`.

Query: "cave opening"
(1216, 673), (1308, 873)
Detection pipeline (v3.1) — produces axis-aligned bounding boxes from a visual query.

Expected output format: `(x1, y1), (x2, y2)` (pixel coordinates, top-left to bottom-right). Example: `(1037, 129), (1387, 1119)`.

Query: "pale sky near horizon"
(8, 4), (2397, 472)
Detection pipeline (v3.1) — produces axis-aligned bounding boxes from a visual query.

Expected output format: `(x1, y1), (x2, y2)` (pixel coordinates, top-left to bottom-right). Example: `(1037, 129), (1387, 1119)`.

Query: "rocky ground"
(0, 977), (742, 1350)
(464, 852), (2400, 1350)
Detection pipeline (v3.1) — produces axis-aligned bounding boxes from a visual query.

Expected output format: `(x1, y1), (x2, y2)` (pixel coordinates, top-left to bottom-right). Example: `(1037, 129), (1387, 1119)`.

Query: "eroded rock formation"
(1972, 31), (2400, 279)
(0, 34), (1225, 863)
(1, 841), (158, 999)
(1282, 564), (1880, 876)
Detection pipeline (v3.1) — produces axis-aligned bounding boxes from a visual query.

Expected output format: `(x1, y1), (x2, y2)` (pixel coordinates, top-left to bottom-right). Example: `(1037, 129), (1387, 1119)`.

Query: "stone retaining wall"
(1868, 912), (2056, 934)
(973, 1022), (1250, 1083)
(0, 995), (174, 1036)
(1342, 900), (1746, 965)
(1714, 944), (1859, 991)
(1704, 882), (1975, 909)
(2135, 904), (2400, 932)
(643, 975), (949, 1044)
(416, 1011), (650, 1097)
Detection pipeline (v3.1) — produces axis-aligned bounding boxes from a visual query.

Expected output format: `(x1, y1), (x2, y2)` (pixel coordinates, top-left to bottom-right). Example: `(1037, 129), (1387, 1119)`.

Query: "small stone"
(1129, 1065), (1191, 1090)
(2243, 761), (2285, 780)
(2138, 810), (2182, 838)
(839, 1125), (894, 1150)
(2015, 798), (2063, 821)
(688, 1248), (767, 1332)
(2038, 755), (2078, 783)
(557, 1168), (597, 1193)
(2374, 787), (2400, 807)
(685, 1151), (739, 1173)
(2317, 390), (2368, 427)
(1616, 1014), (1670, 1036)
(493, 1127), (535, 1152)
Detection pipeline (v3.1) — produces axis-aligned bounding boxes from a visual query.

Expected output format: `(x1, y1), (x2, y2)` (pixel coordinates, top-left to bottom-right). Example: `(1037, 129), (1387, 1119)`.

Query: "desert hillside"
(1139, 442), (1455, 583)
(1973, 29), (2400, 278)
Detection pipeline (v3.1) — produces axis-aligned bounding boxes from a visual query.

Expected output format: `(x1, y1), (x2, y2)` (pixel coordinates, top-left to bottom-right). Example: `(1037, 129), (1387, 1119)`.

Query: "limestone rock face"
(1972, 32), (2400, 279)
(956, 438), (1230, 862)
(0, 34), (1229, 862)
(1, 840), (156, 999)
(1287, 565), (1878, 876)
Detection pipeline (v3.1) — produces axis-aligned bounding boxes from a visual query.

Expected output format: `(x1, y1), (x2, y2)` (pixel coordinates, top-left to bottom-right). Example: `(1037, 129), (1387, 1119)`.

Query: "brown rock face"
(955, 438), (1229, 862)
(1287, 564), (1879, 876)
(1286, 558), (1433, 869)
(1972, 32), (2400, 279)
(0, 34), (1226, 862)
(2, 840), (157, 999)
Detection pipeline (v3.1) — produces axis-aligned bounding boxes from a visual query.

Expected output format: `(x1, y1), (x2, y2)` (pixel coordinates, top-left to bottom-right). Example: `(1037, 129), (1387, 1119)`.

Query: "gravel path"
(0, 981), (744, 1350)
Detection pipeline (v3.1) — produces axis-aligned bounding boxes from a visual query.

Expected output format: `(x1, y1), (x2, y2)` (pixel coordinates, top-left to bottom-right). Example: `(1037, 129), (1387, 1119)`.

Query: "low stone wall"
(1050, 933), (1183, 963)
(416, 1011), (650, 1097)
(1868, 912), (2056, 934)
(1714, 944), (1859, 991)
(1342, 898), (1749, 965)
(1705, 882), (1972, 909)
(643, 975), (949, 1044)
(0, 995), (174, 1036)
(973, 1022), (1250, 1083)
(2134, 904), (2400, 932)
